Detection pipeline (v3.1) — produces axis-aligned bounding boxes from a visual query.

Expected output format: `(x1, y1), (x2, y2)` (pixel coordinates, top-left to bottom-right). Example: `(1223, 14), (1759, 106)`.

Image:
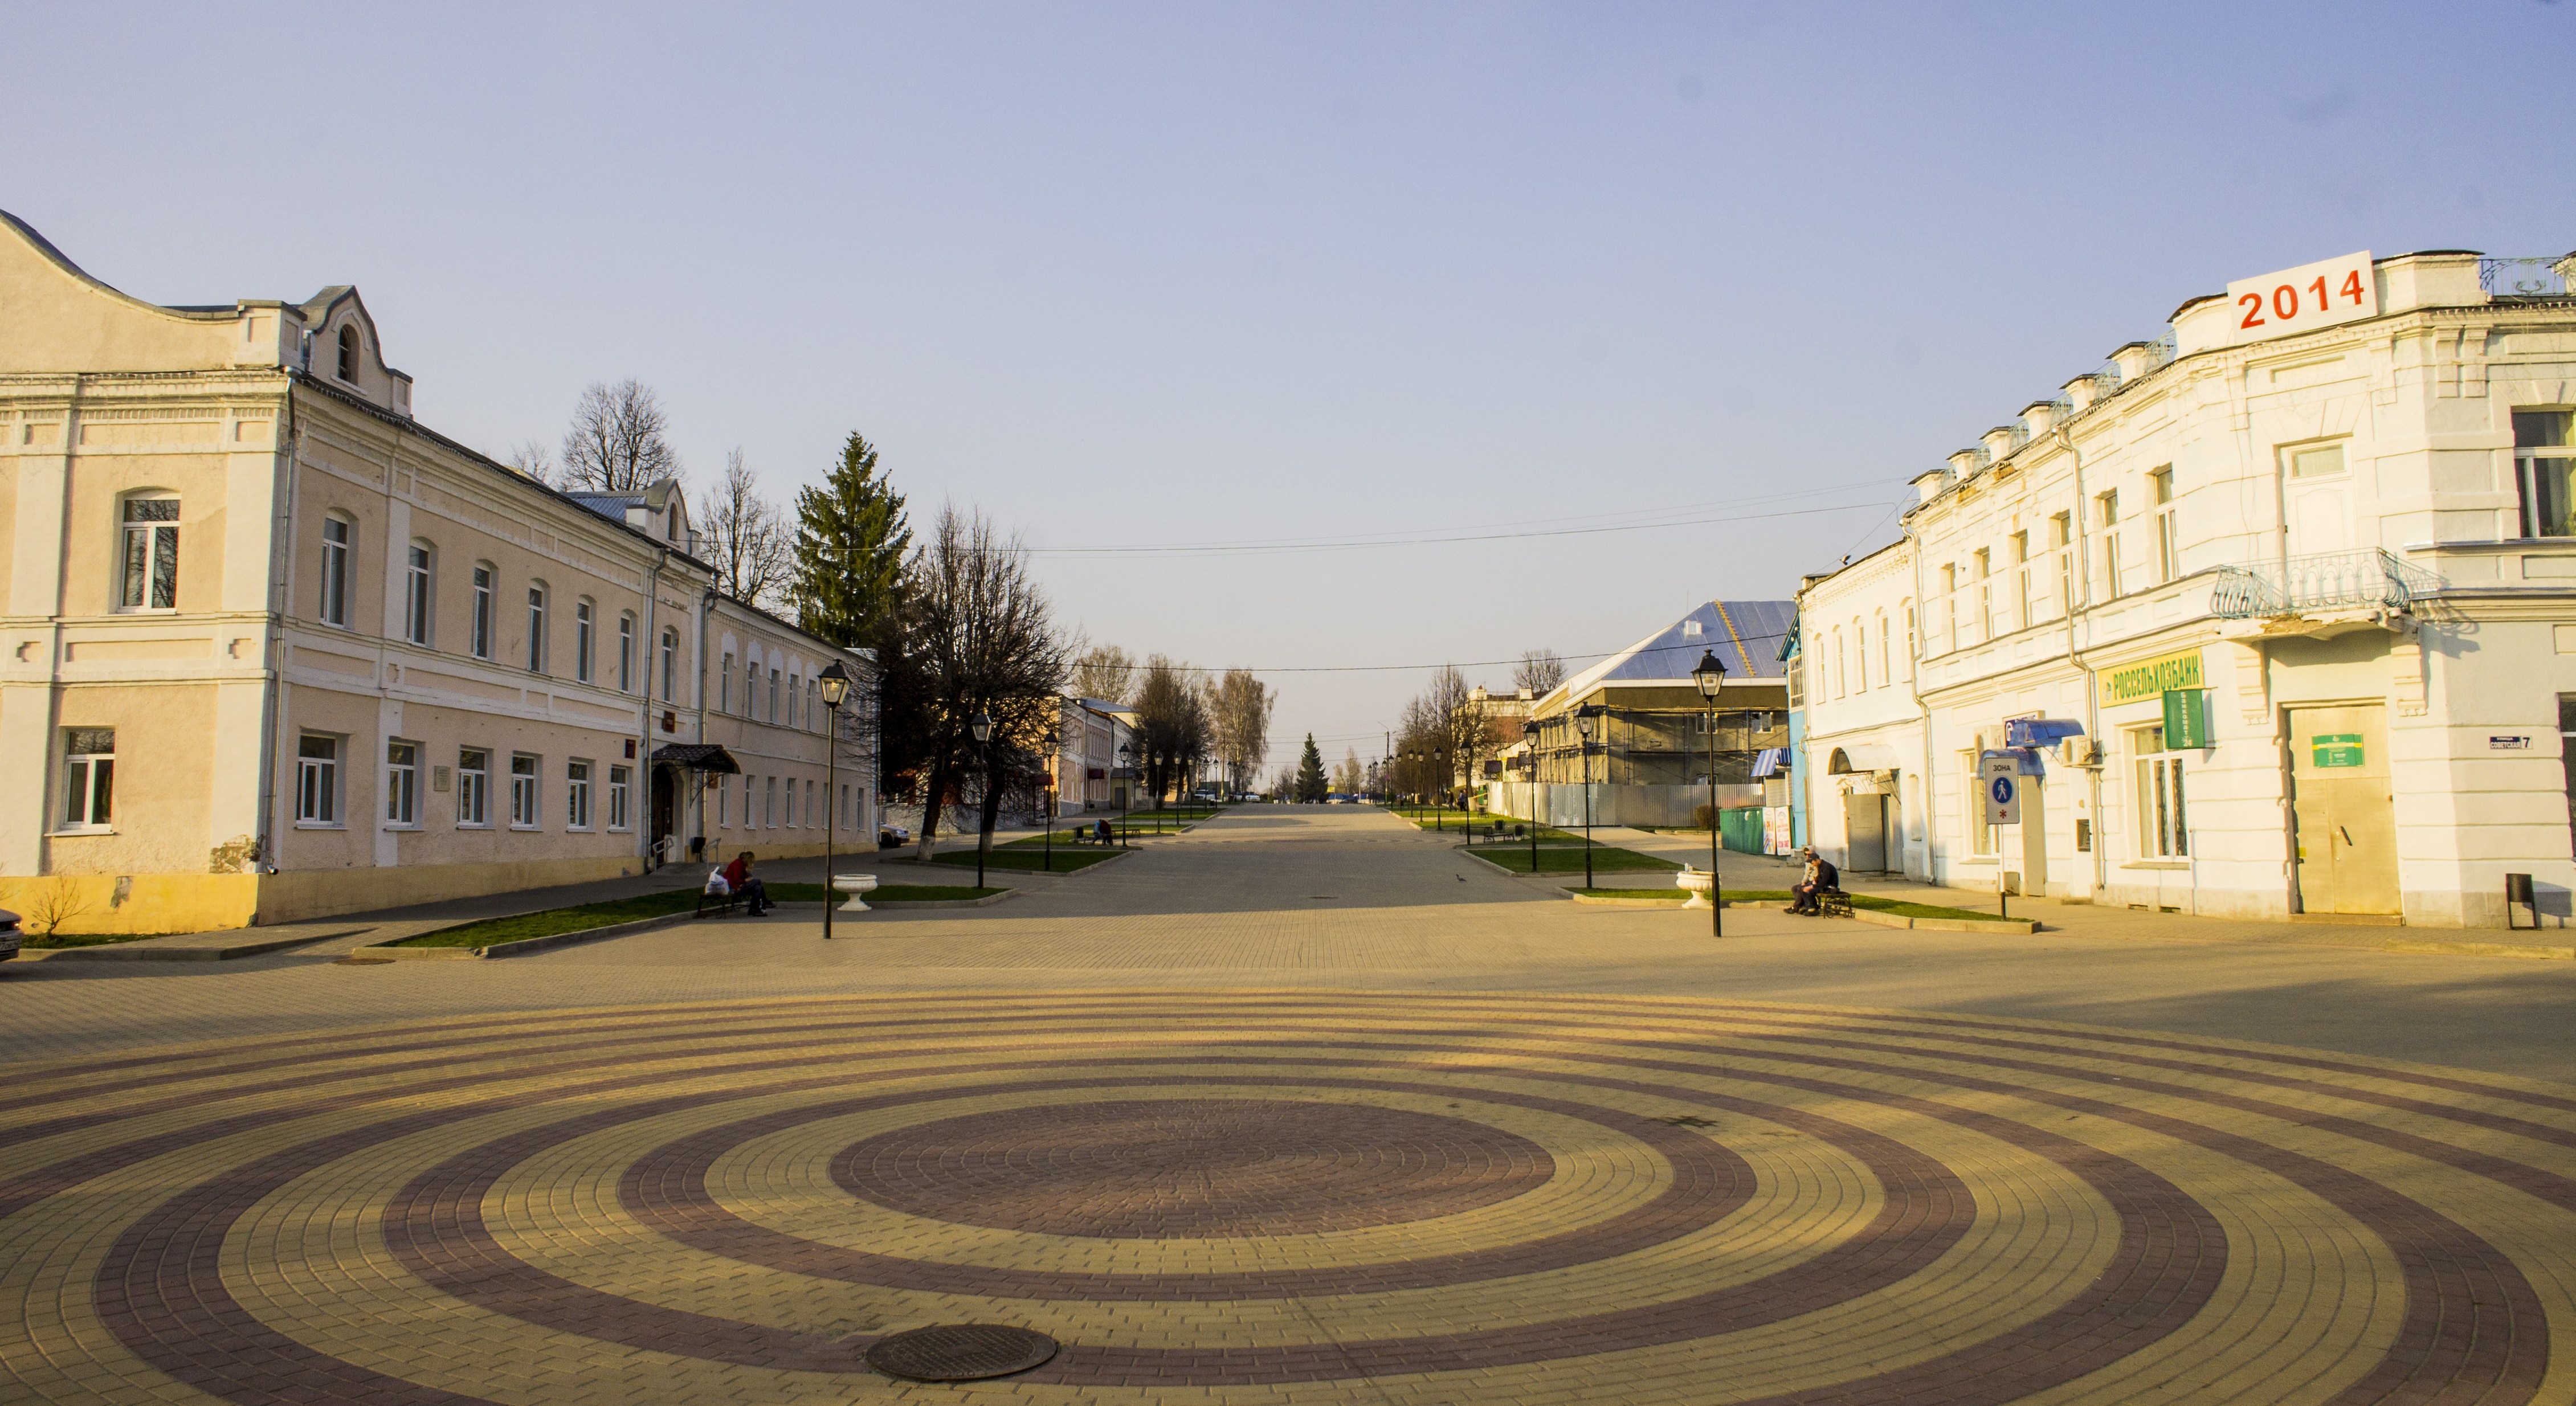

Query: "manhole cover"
(865, 1324), (1059, 1381)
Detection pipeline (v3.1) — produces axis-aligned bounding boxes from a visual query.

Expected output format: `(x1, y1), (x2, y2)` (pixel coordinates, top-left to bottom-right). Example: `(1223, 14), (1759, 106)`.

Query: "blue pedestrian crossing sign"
(1979, 757), (2021, 825)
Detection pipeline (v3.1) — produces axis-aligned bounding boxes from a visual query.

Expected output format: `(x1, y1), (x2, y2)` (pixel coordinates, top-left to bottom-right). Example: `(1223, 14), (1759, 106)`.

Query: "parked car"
(0, 907), (19, 964)
(879, 824), (911, 849)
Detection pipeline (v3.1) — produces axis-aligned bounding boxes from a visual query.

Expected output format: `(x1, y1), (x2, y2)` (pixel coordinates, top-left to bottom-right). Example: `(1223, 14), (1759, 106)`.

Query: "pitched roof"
(1546, 599), (1797, 706)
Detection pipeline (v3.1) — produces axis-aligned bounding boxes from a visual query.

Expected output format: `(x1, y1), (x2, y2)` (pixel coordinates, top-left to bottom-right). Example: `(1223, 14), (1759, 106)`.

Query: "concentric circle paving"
(4, 990), (2573, 1405)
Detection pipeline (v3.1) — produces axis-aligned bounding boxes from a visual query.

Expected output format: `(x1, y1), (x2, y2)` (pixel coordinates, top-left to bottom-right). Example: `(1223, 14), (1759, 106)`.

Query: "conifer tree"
(1293, 733), (1329, 803)
(793, 432), (911, 648)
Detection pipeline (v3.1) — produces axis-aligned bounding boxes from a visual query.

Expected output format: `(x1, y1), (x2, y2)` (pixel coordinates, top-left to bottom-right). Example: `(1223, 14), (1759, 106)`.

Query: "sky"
(7, 2), (2573, 778)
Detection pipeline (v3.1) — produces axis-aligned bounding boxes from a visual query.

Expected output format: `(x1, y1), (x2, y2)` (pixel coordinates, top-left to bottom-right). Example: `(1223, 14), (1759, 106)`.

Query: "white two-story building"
(1798, 247), (2576, 927)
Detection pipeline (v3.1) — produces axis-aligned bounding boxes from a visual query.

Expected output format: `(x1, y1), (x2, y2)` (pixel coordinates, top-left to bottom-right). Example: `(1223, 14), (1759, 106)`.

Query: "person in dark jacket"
(720, 851), (770, 916)
(1787, 847), (1840, 915)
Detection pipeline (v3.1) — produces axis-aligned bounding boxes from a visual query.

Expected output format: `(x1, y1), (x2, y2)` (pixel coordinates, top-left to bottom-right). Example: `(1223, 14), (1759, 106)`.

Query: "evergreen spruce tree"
(792, 432), (912, 648)
(1293, 733), (1329, 803)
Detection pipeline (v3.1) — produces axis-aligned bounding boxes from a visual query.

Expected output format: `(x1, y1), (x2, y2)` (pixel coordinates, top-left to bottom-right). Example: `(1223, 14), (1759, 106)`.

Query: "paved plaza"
(4, 807), (2574, 1403)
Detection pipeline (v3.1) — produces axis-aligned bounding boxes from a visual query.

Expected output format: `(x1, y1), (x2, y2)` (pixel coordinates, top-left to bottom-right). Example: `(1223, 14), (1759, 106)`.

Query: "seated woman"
(720, 851), (770, 916)
(1787, 847), (1840, 915)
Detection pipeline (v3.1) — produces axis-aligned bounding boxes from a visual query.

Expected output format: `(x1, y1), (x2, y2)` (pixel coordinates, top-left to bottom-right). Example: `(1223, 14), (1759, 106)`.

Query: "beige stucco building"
(0, 211), (873, 933)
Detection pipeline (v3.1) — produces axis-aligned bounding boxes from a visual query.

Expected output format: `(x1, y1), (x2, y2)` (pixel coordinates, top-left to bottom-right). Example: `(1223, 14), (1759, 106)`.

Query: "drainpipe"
(256, 389), (305, 879)
(2052, 426), (2109, 898)
(1901, 518), (1937, 886)
(639, 548), (665, 869)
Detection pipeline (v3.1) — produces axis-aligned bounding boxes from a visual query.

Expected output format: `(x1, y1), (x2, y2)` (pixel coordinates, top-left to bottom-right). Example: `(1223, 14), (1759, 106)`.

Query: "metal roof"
(1552, 599), (1797, 704)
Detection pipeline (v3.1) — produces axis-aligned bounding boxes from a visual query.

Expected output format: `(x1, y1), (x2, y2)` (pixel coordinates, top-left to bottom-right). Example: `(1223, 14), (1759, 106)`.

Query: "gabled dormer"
(292, 286), (413, 418)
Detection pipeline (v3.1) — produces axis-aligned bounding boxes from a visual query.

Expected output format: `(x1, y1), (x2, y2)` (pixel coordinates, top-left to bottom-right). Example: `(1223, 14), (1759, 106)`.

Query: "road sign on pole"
(1980, 757), (2020, 826)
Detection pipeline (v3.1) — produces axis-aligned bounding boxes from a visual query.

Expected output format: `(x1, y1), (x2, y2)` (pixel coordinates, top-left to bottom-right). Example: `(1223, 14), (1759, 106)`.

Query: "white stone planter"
(1675, 869), (1715, 910)
(834, 874), (879, 913)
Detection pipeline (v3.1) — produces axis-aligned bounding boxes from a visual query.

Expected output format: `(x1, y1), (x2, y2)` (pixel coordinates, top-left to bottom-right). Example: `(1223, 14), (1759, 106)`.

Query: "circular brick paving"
(3, 991), (2570, 1404)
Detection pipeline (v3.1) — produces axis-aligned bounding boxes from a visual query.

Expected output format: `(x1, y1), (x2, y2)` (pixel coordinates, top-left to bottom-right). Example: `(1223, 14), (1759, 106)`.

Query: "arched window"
(660, 627), (678, 701)
(118, 493), (181, 611)
(336, 324), (360, 382)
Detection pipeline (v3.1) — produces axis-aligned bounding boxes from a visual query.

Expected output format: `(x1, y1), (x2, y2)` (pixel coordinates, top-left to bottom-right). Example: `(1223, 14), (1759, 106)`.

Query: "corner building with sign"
(1795, 247), (2576, 927)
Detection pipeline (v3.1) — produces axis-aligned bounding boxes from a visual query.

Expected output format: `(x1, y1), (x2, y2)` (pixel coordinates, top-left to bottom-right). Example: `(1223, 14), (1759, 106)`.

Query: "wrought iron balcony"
(2210, 549), (2442, 619)
(2481, 257), (2570, 299)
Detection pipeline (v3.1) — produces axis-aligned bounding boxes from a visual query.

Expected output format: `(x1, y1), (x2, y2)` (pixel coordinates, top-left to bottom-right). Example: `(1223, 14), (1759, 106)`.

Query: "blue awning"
(1750, 747), (1787, 779)
(2005, 718), (2087, 748)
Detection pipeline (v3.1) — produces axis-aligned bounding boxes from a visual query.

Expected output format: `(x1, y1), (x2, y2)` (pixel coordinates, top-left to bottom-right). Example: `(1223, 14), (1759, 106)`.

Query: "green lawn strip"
(1471, 845), (1681, 874)
(930, 848), (1122, 873)
(1721, 889), (2016, 923)
(1566, 886), (1689, 901)
(869, 885), (1005, 902)
(1004, 829), (1169, 847)
(390, 882), (862, 950)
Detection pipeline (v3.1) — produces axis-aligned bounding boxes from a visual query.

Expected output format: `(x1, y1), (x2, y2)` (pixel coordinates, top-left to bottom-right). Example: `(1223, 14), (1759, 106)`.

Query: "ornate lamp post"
(1574, 704), (1602, 889)
(1042, 728), (1058, 873)
(969, 710), (993, 889)
(1522, 717), (1541, 873)
(1692, 649), (1728, 938)
(817, 661), (851, 941)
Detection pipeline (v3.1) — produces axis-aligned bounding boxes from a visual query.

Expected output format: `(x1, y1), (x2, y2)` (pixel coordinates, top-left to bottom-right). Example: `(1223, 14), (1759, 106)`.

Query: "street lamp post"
(1574, 704), (1601, 889)
(817, 662), (852, 941)
(969, 710), (993, 889)
(1692, 650), (1728, 939)
(1042, 728), (1058, 873)
(1523, 718), (1541, 873)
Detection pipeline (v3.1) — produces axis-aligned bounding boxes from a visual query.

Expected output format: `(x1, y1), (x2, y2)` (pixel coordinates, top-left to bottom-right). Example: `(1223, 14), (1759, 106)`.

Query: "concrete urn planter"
(1675, 869), (1715, 910)
(834, 874), (879, 913)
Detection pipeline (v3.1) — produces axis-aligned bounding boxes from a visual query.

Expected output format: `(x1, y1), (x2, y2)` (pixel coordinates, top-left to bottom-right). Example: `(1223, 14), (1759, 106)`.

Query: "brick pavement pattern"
(6, 985), (2576, 1404)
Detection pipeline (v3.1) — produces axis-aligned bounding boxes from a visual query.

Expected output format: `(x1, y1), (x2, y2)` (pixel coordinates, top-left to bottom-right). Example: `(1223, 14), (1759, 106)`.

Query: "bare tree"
(1209, 668), (1274, 796)
(1069, 643), (1138, 704)
(1333, 747), (1365, 794)
(505, 440), (557, 486)
(560, 379), (681, 493)
(701, 448), (794, 607)
(1513, 648), (1566, 697)
(895, 504), (1068, 862)
(1132, 656), (1211, 804)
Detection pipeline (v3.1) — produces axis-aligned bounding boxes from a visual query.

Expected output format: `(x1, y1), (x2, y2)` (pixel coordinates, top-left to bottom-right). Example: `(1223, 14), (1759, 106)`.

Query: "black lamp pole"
(1042, 727), (1058, 872)
(1692, 650), (1727, 938)
(1522, 718), (1541, 873)
(818, 662), (852, 940)
(969, 710), (993, 889)
(1575, 704), (1599, 889)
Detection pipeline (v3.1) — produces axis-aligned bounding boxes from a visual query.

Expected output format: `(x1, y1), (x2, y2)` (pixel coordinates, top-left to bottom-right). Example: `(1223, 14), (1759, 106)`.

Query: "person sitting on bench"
(1787, 847), (1840, 915)
(720, 851), (770, 917)
(1095, 818), (1112, 845)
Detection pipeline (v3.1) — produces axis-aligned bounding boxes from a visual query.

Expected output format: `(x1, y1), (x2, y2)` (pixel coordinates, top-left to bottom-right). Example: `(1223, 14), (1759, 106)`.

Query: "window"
(526, 586), (547, 673)
(809, 680), (820, 729)
(386, 741), (419, 826)
(618, 615), (635, 692)
(2011, 531), (2032, 628)
(61, 727), (114, 829)
(566, 761), (593, 829)
(2051, 512), (2075, 614)
(336, 322), (360, 382)
(789, 673), (802, 728)
(841, 783), (852, 828)
(609, 765), (632, 831)
(769, 668), (781, 722)
(721, 653), (734, 712)
(765, 775), (777, 827)
(715, 774), (730, 829)
(2096, 492), (2121, 600)
(1902, 602), (1916, 673)
(807, 779), (817, 826)
(319, 516), (350, 626)
(119, 497), (180, 611)
(458, 748), (489, 827)
(471, 566), (493, 658)
(661, 628), (678, 701)
(1830, 626), (1844, 698)
(2288, 443), (2346, 479)
(786, 775), (798, 828)
(404, 546), (432, 645)
(745, 660), (758, 717)
(509, 754), (540, 828)
(297, 734), (340, 825)
(1877, 614), (1891, 687)
(2151, 467), (2179, 585)
(2516, 411), (2575, 539)
(1850, 621), (1865, 692)
(1973, 548), (1993, 640)
(2134, 726), (2188, 858)
(574, 601), (595, 682)
(1938, 564), (1957, 651)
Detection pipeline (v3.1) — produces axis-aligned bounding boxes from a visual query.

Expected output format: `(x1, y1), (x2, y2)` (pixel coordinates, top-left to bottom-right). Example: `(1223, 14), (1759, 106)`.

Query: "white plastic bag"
(704, 868), (731, 896)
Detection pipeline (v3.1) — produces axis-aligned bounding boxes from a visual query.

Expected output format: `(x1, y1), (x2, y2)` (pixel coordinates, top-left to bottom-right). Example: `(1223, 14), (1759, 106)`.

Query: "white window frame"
(297, 733), (342, 827)
(2134, 726), (2189, 859)
(525, 586), (548, 674)
(59, 727), (115, 832)
(566, 759), (594, 831)
(769, 668), (781, 722)
(721, 653), (734, 712)
(618, 615), (635, 692)
(319, 516), (352, 628)
(404, 545), (433, 645)
(509, 754), (541, 829)
(786, 775), (798, 828)
(608, 764), (632, 831)
(470, 565), (494, 658)
(661, 628), (679, 701)
(2514, 411), (2575, 539)
(118, 495), (181, 612)
(765, 775), (777, 827)
(457, 747), (491, 827)
(716, 774), (731, 829)
(385, 739), (420, 827)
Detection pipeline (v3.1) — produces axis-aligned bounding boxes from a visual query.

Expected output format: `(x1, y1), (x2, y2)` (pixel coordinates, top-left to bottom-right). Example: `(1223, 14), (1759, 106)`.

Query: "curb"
(356, 909), (700, 962)
(867, 889), (1020, 910)
(1846, 907), (2040, 935)
(21, 927), (369, 962)
(1566, 893), (1690, 908)
(2383, 938), (2574, 961)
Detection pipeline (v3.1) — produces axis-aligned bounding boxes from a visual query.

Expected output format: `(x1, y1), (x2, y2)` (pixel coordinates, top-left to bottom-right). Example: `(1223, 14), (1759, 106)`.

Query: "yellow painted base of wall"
(0, 855), (647, 935)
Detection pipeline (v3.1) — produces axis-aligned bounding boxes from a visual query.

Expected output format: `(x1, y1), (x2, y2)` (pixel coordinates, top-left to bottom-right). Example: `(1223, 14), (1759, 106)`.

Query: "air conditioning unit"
(2059, 737), (2104, 767)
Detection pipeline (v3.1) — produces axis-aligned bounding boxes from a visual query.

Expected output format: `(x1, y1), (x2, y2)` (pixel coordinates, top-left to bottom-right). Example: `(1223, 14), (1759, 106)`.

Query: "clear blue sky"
(8, 3), (2571, 774)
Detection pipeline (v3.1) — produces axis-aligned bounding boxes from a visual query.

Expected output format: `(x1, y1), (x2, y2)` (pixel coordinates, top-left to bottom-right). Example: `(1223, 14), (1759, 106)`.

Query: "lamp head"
(1692, 649), (1727, 700)
(1043, 729), (1058, 749)
(969, 711), (993, 743)
(1574, 706), (1595, 739)
(1522, 718), (1539, 739)
(817, 660), (851, 709)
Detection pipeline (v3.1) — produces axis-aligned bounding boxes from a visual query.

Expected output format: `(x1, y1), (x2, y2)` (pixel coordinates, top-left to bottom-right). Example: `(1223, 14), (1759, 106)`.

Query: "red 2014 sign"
(2223, 250), (2378, 346)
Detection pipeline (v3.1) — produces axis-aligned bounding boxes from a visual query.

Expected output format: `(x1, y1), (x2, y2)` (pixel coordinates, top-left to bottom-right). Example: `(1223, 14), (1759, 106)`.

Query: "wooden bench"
(1817, 887), (1854, 919)
(695, 887), (748, 919)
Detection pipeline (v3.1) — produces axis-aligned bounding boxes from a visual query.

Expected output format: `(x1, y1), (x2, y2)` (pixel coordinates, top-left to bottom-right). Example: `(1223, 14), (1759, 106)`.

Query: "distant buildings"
(1796, 247), (2576, 927)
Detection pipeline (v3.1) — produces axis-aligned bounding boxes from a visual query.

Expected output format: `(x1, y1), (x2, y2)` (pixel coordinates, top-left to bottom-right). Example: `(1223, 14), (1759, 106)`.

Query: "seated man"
(720, 851), (770, 917)
(1095, 818), (1113, 845)
(1787, 847), (1840, 915)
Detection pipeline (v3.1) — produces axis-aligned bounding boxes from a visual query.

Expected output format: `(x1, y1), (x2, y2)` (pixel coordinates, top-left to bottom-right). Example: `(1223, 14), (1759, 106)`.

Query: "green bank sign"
(2101, 649), (2204, 707)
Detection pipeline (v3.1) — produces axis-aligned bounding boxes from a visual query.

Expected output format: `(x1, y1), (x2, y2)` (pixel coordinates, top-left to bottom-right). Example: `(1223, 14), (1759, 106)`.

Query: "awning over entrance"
(648, 743), (741, 775)
(1826, 743), (1900, 774)
(1750, 747), (1789, 779)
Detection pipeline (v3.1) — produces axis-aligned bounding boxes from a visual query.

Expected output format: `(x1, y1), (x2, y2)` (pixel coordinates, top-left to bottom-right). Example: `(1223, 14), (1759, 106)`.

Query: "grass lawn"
(932, 847), (1125, 873)
(869, 884), (1005, 902)
(1722, 889), (2018, 923)
(1566, 886), (1689, 901)
(1471, 845), (1681, 874)
(22, 930), (161, 950)
(391, 882), (859, 949)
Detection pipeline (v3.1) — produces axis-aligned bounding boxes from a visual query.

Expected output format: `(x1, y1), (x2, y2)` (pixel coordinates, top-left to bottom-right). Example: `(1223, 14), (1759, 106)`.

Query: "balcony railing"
(2481, 257), (2569, 298)
(2210, 549), (2442, 619)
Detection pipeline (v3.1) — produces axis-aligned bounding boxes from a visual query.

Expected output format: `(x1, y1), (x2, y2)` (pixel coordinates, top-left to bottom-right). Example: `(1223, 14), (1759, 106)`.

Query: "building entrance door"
(1843, 791), (1887, 872)
(651, 766), (676, 867)
(2287, 704), (2399, 916)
